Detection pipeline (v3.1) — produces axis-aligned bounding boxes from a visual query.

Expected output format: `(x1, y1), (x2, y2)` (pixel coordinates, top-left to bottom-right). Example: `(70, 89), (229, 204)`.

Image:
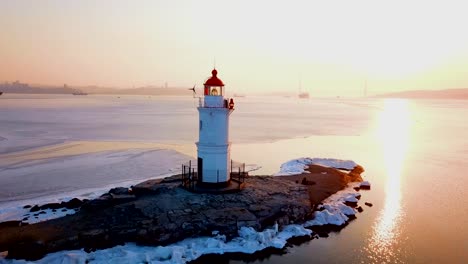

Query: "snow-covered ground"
(274, 157), (358, 176)
(305, 183), (361, 227)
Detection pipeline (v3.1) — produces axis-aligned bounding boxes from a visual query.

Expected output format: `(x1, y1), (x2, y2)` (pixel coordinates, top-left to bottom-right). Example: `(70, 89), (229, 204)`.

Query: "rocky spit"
(0, 165), (365, 261)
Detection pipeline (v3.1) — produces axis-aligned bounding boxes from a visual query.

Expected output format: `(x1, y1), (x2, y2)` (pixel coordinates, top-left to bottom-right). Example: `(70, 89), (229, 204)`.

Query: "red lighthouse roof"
(204, 69), (225, 87)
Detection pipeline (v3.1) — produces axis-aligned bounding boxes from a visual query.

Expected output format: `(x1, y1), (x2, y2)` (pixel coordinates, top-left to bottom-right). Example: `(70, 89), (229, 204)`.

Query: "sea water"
(0, 94), (467, 263)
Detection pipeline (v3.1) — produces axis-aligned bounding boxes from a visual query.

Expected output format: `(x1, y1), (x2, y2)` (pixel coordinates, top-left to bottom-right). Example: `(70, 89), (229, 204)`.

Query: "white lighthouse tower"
(196, 69), (234, 188)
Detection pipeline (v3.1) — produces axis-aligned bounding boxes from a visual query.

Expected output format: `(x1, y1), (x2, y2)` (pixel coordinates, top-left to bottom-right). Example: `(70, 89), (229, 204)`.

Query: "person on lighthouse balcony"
(196, 68), (235, 188)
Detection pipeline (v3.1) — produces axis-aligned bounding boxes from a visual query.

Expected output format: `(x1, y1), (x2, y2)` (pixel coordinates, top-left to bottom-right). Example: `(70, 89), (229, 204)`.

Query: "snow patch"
(23, 208), (77, 224)
(2, 224), (312, 264)
(274, 157), (358, 176)
(305, 185), (360, 227)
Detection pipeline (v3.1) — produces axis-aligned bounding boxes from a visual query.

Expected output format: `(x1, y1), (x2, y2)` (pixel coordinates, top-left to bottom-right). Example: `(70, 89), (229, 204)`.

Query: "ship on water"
(297, 75), (309, 99)
(72, 92), (88, 95)
(298, 92), (309, 99)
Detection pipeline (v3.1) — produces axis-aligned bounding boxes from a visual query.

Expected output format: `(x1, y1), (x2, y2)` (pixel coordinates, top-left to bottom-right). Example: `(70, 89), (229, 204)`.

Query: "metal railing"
(181, 160), (197, 190)
(230, 160), (246, 185)
(181, 159), (246, 191)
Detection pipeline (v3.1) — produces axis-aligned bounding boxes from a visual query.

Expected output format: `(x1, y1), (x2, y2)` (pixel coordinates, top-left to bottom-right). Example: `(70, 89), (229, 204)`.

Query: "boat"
(297, 75), (309, 99)
(298, 92), (309, 99)
(72, 91), (88, 95)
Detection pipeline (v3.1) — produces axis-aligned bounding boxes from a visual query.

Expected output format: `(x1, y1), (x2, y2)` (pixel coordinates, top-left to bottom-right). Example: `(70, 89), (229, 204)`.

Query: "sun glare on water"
(366, 99), (411, 262)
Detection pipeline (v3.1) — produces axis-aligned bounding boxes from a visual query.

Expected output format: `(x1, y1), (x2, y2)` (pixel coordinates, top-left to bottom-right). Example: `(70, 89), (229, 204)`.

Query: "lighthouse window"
(199, 120), (203, 131)
(211, 88), (218, 96)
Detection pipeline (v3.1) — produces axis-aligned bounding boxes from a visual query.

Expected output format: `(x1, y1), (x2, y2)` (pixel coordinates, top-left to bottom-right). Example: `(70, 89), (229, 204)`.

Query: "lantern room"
(204, 69), (225, 96)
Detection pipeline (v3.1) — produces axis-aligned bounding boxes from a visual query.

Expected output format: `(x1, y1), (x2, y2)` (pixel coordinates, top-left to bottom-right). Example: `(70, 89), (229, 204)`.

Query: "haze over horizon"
(2, 0), (468, 96)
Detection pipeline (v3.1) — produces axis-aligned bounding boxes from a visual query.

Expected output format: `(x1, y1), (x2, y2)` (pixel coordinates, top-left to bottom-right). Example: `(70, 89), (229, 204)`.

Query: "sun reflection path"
(366, 99), (411, 263)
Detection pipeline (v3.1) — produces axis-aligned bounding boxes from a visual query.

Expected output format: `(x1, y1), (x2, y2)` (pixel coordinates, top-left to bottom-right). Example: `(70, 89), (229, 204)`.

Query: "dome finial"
(211, 69), (218, 77)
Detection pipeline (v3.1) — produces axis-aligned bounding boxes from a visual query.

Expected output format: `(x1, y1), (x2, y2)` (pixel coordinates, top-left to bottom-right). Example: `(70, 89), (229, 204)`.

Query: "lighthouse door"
(198, 157), (203, 182)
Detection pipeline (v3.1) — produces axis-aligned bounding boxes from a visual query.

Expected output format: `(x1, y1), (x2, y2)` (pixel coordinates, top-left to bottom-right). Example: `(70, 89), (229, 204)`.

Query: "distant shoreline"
(375, 88), (468, 100)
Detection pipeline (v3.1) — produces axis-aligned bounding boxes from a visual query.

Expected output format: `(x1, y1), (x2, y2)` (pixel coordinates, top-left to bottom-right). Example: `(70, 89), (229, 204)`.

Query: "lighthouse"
(196, 69), (235, 188)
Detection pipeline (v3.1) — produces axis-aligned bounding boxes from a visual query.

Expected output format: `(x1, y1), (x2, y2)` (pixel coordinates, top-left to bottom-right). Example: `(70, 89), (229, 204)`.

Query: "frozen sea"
(0, 94), (467, 263)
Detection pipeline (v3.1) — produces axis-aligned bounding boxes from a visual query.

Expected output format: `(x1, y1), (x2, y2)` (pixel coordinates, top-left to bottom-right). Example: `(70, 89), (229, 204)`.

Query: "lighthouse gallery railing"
(181, 159), (246, 191)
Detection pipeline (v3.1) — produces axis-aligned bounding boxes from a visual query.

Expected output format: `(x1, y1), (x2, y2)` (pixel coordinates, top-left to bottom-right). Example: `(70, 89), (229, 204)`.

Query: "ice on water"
(274, 157), (358, 176)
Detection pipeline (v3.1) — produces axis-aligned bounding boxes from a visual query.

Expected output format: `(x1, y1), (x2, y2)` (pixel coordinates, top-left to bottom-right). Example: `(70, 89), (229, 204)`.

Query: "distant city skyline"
(1, 0), (468, 96)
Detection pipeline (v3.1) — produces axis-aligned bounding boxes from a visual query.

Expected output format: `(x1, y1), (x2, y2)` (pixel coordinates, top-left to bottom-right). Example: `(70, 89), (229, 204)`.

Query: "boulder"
(63, 198), (83, 209)
(0, 221), (21, 228)
(109, 187), (130, 195)
(7, 240), (46, 261)
(360, 181), (371, 190)
(348, 165), (365, 181)
(110, 193), (136, 203)
(40, 203), (62, 210)
(29, 205), (40, 212)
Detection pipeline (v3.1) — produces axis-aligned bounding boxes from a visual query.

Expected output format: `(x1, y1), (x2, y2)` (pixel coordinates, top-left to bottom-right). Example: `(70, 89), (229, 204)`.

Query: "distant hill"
(376, 88), (468, 100)
(0, 82), (78, 94)
(0, 82), (190, 96)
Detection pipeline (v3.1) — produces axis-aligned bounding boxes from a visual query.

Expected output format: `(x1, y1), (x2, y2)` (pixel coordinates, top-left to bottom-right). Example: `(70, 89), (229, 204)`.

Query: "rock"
(360, 181), (371, 190)
(110, 193), (136, 203)
(356, 206), (363, 213)
(237, 220), (259, 229)
(344, 201), (357, 207)
(138, 229), (148, 236)
(301, 177), (316, 186)
(364, 202), (373, 207)
(317, 232), (329, 238)
(23, 205), (31, 209)
(7, 240), (46, 261)
(248, 205), (271, 218)
(29, 205), (40, 212)
(109, 187), (130, 195)
(64, 198), (83, 209)
(0, 221), (21, 228)
(348, 165), (365, 181)
(351, 165), (365, 174)
(40, 203), (62, 210)
(0, 169), (357, 260)
(81, 197), (112, 211)
(353, 186), (360, 191)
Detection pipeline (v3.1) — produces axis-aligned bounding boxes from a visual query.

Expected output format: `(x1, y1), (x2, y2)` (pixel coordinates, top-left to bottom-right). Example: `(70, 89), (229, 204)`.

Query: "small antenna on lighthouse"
(213, 57), (216, 69)
(188, 85), (196, 97)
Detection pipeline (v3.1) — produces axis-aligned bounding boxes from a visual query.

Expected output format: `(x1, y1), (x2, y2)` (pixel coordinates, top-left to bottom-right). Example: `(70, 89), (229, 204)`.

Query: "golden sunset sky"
(1, 0), (468, 96)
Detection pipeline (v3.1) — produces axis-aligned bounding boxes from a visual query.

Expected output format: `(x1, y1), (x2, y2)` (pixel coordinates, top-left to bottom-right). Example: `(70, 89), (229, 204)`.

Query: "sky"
(1, 0), (468, 96)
